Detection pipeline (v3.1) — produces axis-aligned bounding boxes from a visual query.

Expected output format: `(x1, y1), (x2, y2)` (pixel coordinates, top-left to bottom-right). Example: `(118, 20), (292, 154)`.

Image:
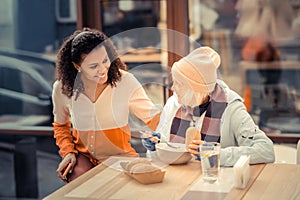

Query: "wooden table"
(43, 155), (300, 200)
(183, 164), (265, 200)
(43, 157), (202, 200)
(182, 163), (300, 200)
(237, 164), (300, 199)
(44, 157), (284, 200)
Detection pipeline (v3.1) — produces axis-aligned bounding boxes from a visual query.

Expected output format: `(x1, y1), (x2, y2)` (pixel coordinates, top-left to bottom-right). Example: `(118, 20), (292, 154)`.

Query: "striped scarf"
(170, 85), (227, 142)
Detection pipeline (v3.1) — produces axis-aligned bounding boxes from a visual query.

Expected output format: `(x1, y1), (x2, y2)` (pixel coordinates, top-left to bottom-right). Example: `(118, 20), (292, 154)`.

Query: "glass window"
(189, 0), (300, 133)
(0, 57), (53, 116)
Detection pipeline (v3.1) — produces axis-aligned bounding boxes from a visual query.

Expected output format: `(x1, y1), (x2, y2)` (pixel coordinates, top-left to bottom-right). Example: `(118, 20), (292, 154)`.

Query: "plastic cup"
(199, 142), (220, 183)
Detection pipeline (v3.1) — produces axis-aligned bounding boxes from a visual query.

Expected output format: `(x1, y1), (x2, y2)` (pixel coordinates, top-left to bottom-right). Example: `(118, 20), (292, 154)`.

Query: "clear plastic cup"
(199, 142), (220, 183)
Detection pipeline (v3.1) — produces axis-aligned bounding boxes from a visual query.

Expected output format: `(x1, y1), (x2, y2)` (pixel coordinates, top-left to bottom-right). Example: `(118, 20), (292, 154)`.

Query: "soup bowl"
(155, 142), (192, 165)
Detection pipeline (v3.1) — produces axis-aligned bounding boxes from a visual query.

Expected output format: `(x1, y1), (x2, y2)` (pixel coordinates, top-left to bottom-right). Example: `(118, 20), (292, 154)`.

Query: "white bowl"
(155, 142), (192, 165)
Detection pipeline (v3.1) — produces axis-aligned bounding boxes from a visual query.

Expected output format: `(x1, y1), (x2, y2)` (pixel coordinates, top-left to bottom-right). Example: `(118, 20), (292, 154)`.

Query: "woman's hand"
(187, 140), (203, 159)
(57, 152), (76, 182)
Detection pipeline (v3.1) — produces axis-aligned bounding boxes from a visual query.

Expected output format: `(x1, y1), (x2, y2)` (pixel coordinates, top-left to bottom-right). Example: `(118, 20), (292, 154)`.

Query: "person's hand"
(141, 131), (161, 151)
(57, 152), (76, 182)
(187, 139), (203, 160)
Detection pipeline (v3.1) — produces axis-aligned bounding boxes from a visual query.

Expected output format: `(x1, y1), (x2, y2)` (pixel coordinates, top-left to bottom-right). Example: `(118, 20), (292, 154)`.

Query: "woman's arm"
(53, 121), (78, 157)
(52, 81), (77, 157)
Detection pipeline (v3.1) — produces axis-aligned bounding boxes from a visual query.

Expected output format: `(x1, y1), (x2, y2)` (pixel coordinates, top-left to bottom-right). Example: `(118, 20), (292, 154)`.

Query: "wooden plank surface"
(266, 133), (300, 144)
(43, 157), (202, 200)
(242, 164), (300, 200)
(45, 158), (299, 200)
(224, 164), (266, 200)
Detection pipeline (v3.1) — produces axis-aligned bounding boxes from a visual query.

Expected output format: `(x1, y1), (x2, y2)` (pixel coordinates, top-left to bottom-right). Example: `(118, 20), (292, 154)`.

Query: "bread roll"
(120, 158), (165, 184)
(124, 158), (151, 172)
(185, 126), (201, 148)
(129, 163), (160, 174)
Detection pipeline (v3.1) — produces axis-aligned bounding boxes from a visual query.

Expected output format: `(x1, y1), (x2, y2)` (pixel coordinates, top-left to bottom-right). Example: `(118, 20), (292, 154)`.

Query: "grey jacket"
(156, 80), (275, 167)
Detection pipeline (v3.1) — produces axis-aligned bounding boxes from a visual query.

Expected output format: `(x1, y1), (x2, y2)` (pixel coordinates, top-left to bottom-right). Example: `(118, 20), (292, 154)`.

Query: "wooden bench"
(266, 132), (300, 144)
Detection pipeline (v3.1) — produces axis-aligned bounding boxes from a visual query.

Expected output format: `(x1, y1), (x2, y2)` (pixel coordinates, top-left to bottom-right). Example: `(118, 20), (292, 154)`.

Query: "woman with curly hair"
(52, 28), (161, 182)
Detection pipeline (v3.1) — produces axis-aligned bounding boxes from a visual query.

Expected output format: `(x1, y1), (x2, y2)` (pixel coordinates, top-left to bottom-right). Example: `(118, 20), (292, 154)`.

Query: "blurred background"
(0, 0), (300, 199)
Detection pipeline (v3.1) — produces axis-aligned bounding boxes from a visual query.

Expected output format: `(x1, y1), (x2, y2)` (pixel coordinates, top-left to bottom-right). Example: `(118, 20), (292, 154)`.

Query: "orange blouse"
(52, 70), (161, 164)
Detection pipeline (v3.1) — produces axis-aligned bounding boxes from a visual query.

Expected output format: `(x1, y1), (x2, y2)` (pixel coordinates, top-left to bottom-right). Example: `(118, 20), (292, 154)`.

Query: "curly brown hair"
(56, 27), (127, 99)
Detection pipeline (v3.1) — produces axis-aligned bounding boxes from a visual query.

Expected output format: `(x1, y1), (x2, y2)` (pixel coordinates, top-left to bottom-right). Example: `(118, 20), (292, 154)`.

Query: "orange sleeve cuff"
(53, 121), (78, 157)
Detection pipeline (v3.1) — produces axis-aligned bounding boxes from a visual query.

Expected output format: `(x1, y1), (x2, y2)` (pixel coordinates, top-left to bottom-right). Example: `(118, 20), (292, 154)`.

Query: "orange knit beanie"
(171, 46), (221, 93)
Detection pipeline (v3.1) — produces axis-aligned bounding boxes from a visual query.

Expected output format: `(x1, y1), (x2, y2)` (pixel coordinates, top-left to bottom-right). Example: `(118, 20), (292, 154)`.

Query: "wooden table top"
(242, 164), (300, 200)
(43, 157), (202, 200)
(43, 157), (300, 200)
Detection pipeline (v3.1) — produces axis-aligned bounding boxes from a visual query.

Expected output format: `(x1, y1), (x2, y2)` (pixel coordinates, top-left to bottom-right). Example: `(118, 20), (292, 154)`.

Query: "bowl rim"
(155, 142), (192, 164)
(155, 142), (189, 152)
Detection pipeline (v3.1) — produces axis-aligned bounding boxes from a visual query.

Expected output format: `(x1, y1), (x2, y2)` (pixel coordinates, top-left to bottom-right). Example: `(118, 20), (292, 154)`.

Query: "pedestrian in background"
(143, 46), (275, 167)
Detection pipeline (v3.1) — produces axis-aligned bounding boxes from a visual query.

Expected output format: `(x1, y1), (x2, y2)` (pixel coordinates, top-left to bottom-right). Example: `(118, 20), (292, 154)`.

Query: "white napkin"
(233, 155), (250, 189)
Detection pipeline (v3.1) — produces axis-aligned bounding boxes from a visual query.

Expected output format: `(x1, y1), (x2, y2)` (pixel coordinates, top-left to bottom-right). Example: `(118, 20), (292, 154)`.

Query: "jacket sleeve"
(53, 121), (78, 157)
(52, 80), (77, 157)
(128, 80), (162, 131)
(220, 100), (275, 167)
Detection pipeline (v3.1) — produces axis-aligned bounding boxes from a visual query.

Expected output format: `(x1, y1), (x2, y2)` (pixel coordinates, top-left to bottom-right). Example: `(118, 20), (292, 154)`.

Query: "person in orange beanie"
(144, 46), (275, 167)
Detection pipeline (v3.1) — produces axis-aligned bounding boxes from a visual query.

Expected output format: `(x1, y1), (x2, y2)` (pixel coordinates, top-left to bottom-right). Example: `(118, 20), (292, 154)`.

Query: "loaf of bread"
(129, 163), (161, 174)
(120, 158), (166, 184)
(185, 126), (201, 148)
(121, 158), (161, 174)
(124, 158), (151, 172)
